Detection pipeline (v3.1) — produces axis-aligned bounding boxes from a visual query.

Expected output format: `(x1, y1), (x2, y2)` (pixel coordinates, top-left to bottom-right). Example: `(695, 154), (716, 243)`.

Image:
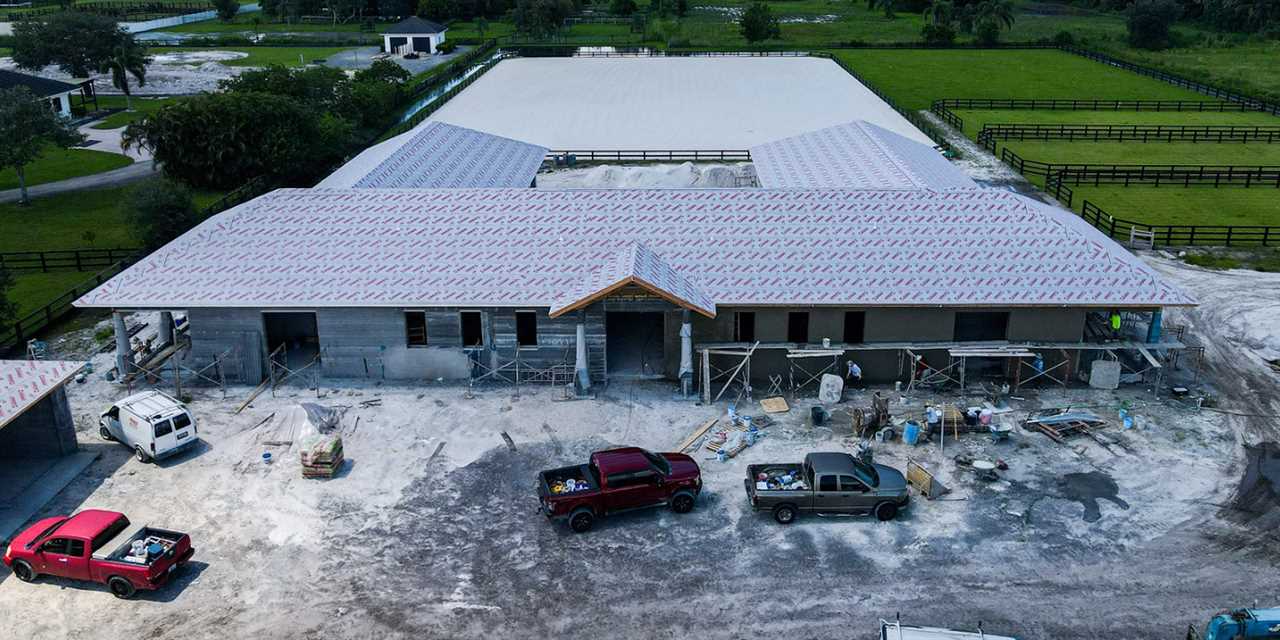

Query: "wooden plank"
(676, 417), (718, 452)
(759, 397), (789, 414)
(1137, 345), (1163, 369)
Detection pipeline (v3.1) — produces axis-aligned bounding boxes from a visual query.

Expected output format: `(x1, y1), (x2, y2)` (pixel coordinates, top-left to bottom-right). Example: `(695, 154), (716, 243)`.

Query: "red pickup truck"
(538, 447), (702, 533)
(3, 509), (194, 599)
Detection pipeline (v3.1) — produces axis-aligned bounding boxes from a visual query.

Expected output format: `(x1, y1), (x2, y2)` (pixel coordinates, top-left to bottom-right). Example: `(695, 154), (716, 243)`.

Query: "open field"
(2, 252), (1279, 639)
(953, 109), (1280, 140)
(830, 49), (1208, 111)
(90, 96), (182, 130)
(7, 271), (99, 317)
(1005, 140), (1280, 165)
(1068, 185), (1280, 228)
(0, 187), (223, 253)
(1099, 41), (1280, 104)
(0, 148), (132, 192)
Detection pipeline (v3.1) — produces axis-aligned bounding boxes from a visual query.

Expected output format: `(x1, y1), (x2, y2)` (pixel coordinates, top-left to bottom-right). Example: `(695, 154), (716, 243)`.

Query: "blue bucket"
(903, 421), (921, 446)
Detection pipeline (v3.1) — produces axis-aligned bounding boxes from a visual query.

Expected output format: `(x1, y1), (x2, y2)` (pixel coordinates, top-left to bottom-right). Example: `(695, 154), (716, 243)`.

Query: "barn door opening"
(263, 312), (320, 373)
(605, 312), (665, 378)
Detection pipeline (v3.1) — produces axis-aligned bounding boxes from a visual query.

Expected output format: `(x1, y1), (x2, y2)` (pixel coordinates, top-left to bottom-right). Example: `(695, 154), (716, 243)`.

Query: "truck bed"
(96, 526), (185, 566)
(539, 464), (600, 497)
(747, 463), (809, 492)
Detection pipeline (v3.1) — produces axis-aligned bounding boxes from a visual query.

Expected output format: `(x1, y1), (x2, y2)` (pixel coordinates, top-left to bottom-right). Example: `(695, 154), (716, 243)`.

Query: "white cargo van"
(99, 391), (199, 463)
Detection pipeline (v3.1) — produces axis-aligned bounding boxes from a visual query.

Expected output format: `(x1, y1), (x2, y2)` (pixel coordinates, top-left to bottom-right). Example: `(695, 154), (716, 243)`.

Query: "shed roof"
(0, 360), (84, 430)
(75, 187), (1194, 311)
(0, 69), (79, 98)
(549, 242), (716, 318)
(316, 120), (548, 189)
(751, 120), (976, 190)
(383, 16), (447, 34)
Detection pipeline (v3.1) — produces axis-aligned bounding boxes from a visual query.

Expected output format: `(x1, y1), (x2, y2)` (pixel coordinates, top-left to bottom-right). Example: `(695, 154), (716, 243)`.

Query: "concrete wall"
(188, 308), (266, 384)
(0, 388), (77, 459)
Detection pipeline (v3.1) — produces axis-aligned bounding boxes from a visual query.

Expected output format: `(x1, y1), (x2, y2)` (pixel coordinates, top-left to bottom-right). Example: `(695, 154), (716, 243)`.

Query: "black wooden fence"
(546, 149), (751, 162)
(931, 98), (1269, 133)
(0, 248), (141, 274)
(1079, 200), (1280, 247)
(977, 123), (1280, 153)
(999, 149), (1280, 186)
(5, 1), (211, 20)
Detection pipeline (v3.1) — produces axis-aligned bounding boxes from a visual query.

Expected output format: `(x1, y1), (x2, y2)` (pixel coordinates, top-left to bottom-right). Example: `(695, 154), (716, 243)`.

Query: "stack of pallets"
(300, 435), (344, 479)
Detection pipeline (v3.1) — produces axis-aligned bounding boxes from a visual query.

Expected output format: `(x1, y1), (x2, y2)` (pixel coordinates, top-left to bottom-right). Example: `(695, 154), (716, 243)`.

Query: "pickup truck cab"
(745, 452), (909, 524)
(3, 509), (194, 599)
(99, 390), (198, 463)
(538, 447), (702, 533)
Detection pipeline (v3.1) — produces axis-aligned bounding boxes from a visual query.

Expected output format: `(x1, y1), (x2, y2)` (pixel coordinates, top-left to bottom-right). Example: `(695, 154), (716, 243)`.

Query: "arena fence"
(1079, 200), (1280, 247)
(976, 123), (1280, 153)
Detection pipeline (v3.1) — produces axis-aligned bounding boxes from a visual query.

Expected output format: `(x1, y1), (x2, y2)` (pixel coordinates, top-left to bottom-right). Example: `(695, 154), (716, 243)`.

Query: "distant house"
(0, 69), (96, 117)
(381, 16), (448, 55)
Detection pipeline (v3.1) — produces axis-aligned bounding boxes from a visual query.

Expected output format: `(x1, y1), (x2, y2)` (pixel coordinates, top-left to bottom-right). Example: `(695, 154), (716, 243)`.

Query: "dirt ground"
(1, 256), (1277, 640)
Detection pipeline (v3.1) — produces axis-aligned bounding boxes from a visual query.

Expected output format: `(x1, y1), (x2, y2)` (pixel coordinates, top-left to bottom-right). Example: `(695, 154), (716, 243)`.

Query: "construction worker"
(1109, 310), (1123, 339)
(845, 360), (862, 387)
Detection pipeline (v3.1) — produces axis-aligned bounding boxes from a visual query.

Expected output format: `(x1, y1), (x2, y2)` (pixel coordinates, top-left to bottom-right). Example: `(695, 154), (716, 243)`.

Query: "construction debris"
(1023, 409), (1107, 443)
(500, 431), (517, 451)
(906, 460), (949, 498)
(759, 397), (789, 414)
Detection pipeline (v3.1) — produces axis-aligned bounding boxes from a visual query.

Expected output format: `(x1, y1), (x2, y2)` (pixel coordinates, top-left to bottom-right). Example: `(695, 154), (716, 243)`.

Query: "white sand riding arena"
(430, 56), (933, 150)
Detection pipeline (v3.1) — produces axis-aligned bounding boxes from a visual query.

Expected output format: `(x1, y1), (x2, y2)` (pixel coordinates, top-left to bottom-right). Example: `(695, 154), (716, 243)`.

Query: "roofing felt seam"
(74, 187), (1194, 310)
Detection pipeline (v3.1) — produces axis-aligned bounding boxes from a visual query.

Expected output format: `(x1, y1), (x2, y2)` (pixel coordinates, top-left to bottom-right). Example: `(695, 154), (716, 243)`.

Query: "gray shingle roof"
(0, 69), (79, 98)
(382, 16), (447, 34)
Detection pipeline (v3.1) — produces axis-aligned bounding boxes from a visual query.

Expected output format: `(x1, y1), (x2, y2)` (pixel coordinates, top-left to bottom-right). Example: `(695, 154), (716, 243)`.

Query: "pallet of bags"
(300, 433), (344, 479)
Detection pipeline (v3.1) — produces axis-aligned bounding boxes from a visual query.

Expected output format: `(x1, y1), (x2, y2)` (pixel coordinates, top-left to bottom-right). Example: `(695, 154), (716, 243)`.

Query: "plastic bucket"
(262, 452), (273, 464)
(903, 421), (921, 446)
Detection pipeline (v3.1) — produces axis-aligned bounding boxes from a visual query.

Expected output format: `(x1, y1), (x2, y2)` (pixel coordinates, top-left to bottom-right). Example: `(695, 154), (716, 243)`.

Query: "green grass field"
(151, 46), (355, 67)
(829, 49), (1208, 111)
(0, 148), (133, 192)
(1004, 140), (1280, 165)
(90, 96), (182, 130)
(953, 109), (1279, 140)
(0, 187), (224, 253)
(7, 271), (98, 318)
(1068, 185), (1280, 228)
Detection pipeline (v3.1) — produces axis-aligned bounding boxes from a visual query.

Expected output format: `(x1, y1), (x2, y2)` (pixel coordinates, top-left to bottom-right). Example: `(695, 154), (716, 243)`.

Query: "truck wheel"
(569, 509), (595, 533)
(11, 560), (36, 582)
(99, 426), (114, 441)
(108, 576), (137, 599)
(134, 446), (151, 464)
(772, 504), (797, 525)
(671, 493), (695, 514)
(875, 502), (899, 522)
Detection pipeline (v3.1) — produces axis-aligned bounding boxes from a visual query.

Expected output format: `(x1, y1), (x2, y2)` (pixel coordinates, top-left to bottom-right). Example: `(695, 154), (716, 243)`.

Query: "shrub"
(975, 19), (1001, 45)
(436, 40), (458, 53)
(921, 23), (956, 45)
(739, 2), (781, 43)
(126, 178), (198, 252)
(1052, 30), (1076, 46)
(1127, 0), (1181, 50)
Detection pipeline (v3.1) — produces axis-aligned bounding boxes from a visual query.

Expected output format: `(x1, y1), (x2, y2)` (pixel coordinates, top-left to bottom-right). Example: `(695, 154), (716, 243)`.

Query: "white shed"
(381, 16), (448, 55)
(0, 69), (82, 117)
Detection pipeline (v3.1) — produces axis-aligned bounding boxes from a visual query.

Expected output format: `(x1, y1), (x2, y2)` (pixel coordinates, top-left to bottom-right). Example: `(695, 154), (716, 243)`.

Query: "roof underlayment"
(0, 360), (84, 430)
(316, 120), (548, 189)
(75, 188), (1195, 311)
(751, 121), (978, 190)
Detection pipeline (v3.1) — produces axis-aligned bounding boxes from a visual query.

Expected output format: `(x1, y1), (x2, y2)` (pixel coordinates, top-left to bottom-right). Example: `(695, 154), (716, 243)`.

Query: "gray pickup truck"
(744, 452), (910, 524)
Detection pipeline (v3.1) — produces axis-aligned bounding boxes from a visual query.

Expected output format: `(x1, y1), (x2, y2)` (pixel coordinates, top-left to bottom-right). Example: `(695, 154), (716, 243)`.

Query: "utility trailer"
(880, 619), (1018, 640)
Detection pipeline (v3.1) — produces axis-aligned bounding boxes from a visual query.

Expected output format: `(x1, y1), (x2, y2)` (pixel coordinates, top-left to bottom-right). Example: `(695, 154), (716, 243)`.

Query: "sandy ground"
(0, 253), (1276, 639)
(431, 57), (935, 149)
(537, 162), (754, 188)
(1, 52), (249, 96)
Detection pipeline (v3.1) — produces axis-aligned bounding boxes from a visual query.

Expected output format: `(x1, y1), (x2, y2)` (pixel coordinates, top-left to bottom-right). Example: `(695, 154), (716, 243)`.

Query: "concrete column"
(679, 309), (693, 397)
(158, 311), (174, 346)
(575, 309), (591, 395)
(1147, 308), (1163, 343)
(113, 311), (132, 377)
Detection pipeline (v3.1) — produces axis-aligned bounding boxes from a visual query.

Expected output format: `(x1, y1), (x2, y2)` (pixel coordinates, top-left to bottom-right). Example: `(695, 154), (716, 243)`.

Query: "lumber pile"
(1023, 410), (1106, 444)
(300, 433), (344, 479)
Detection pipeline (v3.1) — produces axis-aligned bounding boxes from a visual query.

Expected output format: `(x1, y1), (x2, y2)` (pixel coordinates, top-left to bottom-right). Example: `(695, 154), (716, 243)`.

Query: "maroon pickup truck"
(3, 509), (194, 599)
(538, 447), (702, 533)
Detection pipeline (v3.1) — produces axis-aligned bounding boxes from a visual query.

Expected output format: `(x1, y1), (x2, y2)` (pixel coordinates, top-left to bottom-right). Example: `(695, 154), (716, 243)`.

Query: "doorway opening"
(263, 312), (320, 372)
(606, 312), (666, 378)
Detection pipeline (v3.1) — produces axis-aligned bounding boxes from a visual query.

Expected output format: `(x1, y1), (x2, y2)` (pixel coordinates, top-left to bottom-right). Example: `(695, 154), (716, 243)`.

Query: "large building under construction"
(76, 63), (1195, 396)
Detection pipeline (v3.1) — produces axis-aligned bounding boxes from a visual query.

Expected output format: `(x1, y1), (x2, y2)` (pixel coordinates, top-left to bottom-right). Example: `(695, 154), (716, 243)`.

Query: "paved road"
(0, 122), (155, 204)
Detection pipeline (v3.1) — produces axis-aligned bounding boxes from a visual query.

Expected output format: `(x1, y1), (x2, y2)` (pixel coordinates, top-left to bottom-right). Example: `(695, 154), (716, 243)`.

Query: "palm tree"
(923, 0), (953, 25)
(99, 40), (150, 111)
(974, 0), (1016, 30)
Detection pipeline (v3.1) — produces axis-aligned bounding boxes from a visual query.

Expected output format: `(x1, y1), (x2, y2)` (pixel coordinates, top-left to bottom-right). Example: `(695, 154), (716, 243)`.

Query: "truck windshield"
(641, 450), (670, 475)
(90, 516), (131, 554)
(26, 519), (67, 549)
